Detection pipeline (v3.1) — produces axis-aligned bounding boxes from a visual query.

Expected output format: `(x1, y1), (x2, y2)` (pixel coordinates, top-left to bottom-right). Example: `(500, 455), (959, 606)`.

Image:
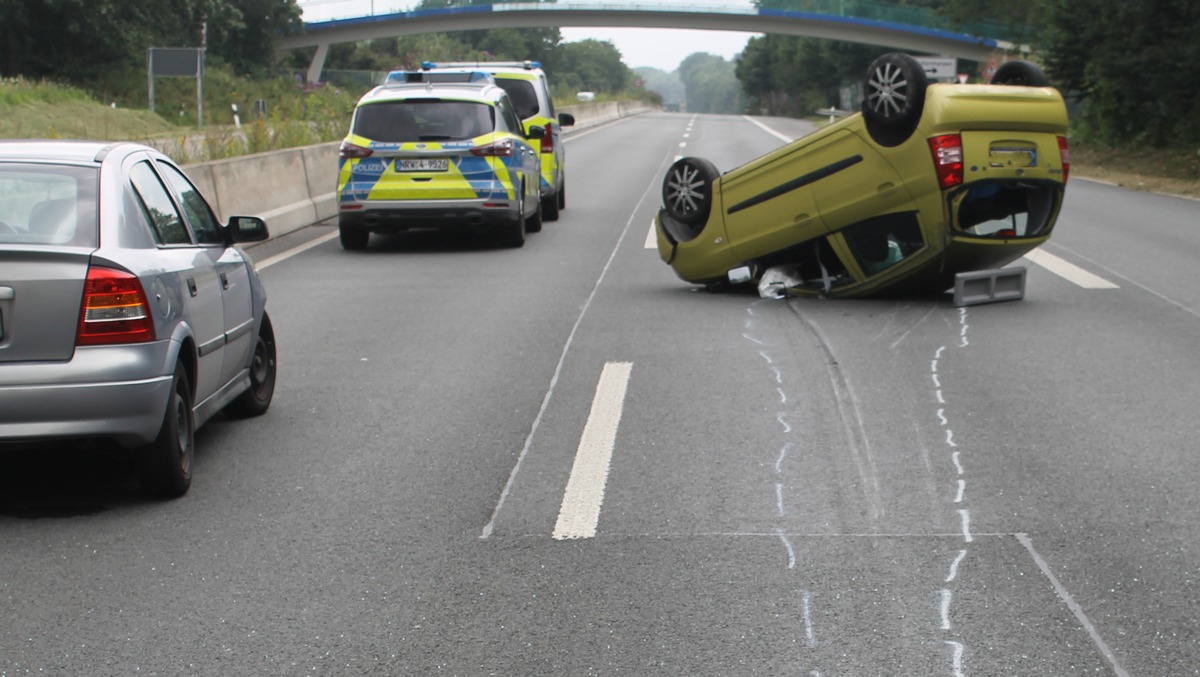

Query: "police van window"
(156, 161), (223, 245)
(493, 79), (539, 119)
(496, 98), (523, 135)
(129, 161), (190, 245)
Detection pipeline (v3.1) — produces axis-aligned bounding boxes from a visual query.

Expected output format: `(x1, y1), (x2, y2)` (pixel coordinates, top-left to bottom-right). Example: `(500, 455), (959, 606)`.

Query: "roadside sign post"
(148, 47), (205, 127)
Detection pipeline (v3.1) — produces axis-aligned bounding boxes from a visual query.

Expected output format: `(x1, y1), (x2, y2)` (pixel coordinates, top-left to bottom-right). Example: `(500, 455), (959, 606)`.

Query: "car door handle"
(220, 272), (230, 290)
(187, 277), (198, 297)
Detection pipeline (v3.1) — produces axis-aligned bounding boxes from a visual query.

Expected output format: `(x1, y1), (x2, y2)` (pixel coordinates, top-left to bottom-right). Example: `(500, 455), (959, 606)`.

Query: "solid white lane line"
(1024, 248), (1119, 288)
(254, 230), (339, 270)
(552, 361), (634, 540)
(742, 115), (793, 143)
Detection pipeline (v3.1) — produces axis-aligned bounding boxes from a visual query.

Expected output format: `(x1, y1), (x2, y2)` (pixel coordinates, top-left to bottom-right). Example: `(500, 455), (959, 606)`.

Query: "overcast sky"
(296, 0), (761, 72)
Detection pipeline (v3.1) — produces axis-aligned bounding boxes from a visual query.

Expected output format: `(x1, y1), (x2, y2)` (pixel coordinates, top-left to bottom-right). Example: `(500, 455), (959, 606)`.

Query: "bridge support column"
(306, 42), (329, 84)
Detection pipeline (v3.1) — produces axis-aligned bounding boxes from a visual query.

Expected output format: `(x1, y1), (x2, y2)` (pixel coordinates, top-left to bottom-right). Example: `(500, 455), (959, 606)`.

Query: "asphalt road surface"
(3, 112), (1199, 675)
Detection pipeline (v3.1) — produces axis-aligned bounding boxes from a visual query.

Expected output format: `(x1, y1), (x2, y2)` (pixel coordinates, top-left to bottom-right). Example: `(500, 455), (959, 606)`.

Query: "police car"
(419, 61), (575, 221)
(336, 71), (544, 249)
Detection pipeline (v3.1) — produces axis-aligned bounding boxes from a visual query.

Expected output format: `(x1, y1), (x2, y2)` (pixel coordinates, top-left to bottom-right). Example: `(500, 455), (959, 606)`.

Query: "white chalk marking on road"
(776, 483), (786, 516)
(254, 230), (339, 270)
(936, 408), (948, 426)
(776, 442), (793, 474)
(1017, 533), (1131, 677)
(802, 590), (817, 646)
(958, 509), (973, 543)
(777, 387), (788, 405)
(776, 528), (797, 569)
(552, 361), (635, 540)
(1025, 248), (1119, 289)
(946, 549), (967, 582)
(946, 429), (957, 447)
(952, 451), (964, 475)
(644, 218), (657, 249)
(940, 589), (953, 629)
(777, 411), (792, 434)
(945, 641), (966, 677)
(954, 479), (966, 503)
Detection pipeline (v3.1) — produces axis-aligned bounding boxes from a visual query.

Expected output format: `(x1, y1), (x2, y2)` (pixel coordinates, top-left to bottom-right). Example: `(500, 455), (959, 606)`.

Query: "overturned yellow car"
(655, 53), (1070, 298)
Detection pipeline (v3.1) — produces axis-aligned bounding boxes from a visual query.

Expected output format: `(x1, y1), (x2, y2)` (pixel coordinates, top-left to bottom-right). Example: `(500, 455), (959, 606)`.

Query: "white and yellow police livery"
(419, 61), (575, 221)
(336, 72), (545, 249)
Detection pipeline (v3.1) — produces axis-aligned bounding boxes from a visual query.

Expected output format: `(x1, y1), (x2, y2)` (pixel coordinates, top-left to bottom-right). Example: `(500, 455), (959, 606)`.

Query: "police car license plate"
(397, 158), (449, 172)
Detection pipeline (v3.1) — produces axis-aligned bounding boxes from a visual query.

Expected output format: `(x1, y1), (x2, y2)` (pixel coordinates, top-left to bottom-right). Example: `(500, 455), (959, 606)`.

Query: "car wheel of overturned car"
(662, 157), (719, 226)
(557, 180), (566, 210)
(224, 313), (277, 419)
(339, 222), (369, 250)
(140, 362), (195, 498)
(990, 61), (1051, 87)
(862, 52), (928, 147)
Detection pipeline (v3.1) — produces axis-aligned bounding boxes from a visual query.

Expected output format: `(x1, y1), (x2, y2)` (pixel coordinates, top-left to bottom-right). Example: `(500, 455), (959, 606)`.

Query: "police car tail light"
(77, 266), (155, 346)
(929, 134), (964, 189)
(471, 138), (515, 158)
(339, 141), (373, 159)
(541, 123), (554, 154)
(1057, 136), (1070, 184)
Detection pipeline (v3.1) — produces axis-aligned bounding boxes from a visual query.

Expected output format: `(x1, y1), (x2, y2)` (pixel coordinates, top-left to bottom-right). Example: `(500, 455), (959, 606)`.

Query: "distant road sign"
(917, 56), (958, 82)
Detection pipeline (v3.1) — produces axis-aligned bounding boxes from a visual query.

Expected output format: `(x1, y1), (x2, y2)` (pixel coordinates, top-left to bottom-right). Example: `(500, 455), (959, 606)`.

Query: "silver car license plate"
(397, 158), (449, 172)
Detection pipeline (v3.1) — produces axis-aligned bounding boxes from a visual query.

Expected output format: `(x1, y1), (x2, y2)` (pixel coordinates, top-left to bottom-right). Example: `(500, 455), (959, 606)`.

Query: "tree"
(1042, 0), (1200, 146)
(678, 53), (744, 114)
(0, 0), (302, 81)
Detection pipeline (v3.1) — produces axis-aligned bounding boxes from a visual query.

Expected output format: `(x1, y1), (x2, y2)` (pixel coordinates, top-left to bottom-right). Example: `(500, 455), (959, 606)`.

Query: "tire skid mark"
(745, 301), (822, 674)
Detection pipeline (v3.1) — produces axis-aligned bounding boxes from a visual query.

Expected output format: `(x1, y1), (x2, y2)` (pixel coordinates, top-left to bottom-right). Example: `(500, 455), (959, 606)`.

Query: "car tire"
(862, 52), (928, 147)
(990, 61), (1051, 87)
(140, 362), (194, 498)
(339, 223), (369, 250)
(542, 192), (560, 222)
(526, 195), (544, 233)
(662, 157), (720, 226)
(499, 193), (526, 248)
(557, 180), (566, 210)
(225, 313), (277, 419)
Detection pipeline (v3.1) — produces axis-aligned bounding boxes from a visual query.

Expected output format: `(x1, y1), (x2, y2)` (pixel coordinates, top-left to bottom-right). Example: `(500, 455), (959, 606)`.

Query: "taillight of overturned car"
(77, 267), (155, 346)
(929, 134), (964, 189)
(1058, 136), (1070, 184)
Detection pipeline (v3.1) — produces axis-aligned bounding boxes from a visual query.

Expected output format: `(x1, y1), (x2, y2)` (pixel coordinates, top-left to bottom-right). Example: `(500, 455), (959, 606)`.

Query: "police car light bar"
(421, 60), (540, 71)
(385, 70), (494, 85)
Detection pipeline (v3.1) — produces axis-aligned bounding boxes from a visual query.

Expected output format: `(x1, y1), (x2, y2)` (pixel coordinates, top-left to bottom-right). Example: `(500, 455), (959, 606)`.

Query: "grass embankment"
(3, 78), (1197, 199)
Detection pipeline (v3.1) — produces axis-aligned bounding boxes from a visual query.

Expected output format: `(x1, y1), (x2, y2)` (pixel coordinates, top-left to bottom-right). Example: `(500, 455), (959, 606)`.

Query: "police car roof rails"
(421, 60), (541, 71)
(385, 70), (494, 85)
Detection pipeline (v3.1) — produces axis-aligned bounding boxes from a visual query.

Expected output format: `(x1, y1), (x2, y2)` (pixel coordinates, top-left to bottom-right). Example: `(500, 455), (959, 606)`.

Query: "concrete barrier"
(184, 100), (656, 239)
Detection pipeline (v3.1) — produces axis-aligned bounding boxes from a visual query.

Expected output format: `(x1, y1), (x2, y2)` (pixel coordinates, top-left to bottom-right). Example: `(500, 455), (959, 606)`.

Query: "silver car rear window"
(0, 163), (98, 248)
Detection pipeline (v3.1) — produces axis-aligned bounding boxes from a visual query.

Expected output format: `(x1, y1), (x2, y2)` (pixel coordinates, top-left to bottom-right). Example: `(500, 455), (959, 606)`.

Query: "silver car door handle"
(220, 272), (230, 290)
(187, 277), (198, 297)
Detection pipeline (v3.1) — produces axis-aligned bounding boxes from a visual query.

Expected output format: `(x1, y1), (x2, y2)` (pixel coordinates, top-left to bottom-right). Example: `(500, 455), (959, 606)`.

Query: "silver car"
(0, 140), (277, 497)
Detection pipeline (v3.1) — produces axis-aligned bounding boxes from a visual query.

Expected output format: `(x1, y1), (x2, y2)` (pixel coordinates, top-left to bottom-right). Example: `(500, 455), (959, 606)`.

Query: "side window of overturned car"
(844, 212), (925, 276)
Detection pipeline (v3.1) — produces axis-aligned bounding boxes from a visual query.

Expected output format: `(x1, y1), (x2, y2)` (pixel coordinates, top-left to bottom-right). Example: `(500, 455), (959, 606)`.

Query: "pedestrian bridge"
(282, 1), (1024, 83)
